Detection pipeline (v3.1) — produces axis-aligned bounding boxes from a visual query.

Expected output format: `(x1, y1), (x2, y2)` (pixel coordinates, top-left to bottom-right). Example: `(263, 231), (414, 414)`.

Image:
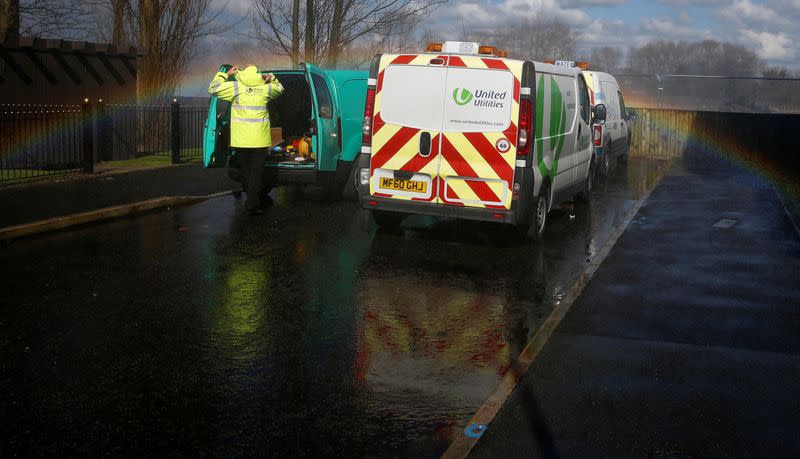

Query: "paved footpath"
(0, 164), (239, 229)
(470, 150), (800, 458)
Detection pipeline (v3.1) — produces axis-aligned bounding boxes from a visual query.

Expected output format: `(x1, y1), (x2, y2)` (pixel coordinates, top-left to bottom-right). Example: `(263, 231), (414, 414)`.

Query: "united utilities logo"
(453, 88), (473, 106)
(452, 88), (507, 109)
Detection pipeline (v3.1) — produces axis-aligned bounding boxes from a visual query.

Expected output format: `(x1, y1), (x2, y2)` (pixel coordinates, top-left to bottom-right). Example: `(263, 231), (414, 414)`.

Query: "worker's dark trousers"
(237, 148), (268, 211)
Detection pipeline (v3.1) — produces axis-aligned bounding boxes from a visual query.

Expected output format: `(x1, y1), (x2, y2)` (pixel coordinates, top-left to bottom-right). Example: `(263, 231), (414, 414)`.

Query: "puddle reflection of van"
(203, 64), (368, 198)
(355, 43), (607, 239)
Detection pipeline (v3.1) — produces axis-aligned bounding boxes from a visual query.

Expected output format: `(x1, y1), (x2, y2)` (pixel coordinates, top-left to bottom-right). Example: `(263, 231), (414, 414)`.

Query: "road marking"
(442, 168), (666, 459)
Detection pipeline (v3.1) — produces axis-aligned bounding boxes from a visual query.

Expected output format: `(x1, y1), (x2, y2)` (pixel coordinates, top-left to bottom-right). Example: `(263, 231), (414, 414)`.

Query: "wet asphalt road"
(0, 158), (669, 457)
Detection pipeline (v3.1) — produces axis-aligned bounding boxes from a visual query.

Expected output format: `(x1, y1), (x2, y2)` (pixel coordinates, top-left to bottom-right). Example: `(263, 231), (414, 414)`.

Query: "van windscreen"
(379, 65), (447, 131)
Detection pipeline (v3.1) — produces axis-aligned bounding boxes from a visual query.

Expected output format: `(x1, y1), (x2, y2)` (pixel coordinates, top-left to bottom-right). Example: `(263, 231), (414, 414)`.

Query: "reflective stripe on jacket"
(208, 66), (284, 148)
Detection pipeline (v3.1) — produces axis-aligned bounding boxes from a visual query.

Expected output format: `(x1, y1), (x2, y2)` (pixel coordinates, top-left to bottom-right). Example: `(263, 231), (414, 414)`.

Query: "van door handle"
(419, 132), (432, 157)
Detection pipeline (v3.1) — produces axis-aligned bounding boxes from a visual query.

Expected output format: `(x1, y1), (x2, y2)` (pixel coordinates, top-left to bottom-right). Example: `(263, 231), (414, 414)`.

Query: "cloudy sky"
(186, 0), (798, 94)
(429, 0), (798, 64)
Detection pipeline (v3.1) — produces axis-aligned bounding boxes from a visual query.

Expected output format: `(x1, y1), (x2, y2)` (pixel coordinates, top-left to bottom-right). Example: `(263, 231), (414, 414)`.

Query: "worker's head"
(235, 65), (263, 85)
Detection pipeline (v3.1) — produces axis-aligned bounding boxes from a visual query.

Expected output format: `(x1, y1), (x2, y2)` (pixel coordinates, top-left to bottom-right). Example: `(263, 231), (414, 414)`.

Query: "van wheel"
(340, 163), (358, 201)
(575, 159), (593, 203)
(619, 138), (630, 164)
(532, 185), (549, 240)
(601, 149), (611, 176)
(372, 210), (406, 229)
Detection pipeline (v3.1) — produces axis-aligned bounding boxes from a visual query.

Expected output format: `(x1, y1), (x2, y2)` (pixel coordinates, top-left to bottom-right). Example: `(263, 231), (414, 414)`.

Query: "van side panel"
(534, 71), (578, 196)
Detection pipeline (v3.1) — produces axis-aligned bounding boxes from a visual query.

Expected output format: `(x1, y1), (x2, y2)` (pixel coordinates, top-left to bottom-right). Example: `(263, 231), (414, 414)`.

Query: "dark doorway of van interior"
(267, 72), (316, 165)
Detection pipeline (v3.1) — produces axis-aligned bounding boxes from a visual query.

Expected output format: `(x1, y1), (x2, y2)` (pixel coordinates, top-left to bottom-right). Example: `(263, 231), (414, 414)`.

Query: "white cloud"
(639, 17), (715, 41)
(718, 0), (781, 24)
(740, 30), (795, 61)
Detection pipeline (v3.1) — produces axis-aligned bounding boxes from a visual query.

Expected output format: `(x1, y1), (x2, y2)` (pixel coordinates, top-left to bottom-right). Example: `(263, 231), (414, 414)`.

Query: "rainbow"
(630, 109), (800, 202)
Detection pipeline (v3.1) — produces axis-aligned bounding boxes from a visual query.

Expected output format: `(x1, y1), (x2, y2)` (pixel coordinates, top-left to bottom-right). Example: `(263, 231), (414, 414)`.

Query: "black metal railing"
(0, 104), (84, 183)
(0, 101), (209, 183)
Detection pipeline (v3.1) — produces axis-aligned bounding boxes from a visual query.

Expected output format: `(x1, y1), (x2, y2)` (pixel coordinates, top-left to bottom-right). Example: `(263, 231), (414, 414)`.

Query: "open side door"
(303, 63), (340, 173)
(203, 64), (232, 168)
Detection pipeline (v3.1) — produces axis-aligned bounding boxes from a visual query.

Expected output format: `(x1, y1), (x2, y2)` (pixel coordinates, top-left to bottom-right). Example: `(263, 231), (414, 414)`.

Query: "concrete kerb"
(0, 190), (234, 241)
(442, 171), (665, 459)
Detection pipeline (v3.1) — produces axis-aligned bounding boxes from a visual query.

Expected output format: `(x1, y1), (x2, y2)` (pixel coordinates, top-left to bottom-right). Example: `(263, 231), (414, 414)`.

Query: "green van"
(203, 63), (368, 198)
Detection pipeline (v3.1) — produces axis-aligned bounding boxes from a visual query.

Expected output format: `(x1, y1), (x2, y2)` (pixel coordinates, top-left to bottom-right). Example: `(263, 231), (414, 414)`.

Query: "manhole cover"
(712, 218), (738, 229)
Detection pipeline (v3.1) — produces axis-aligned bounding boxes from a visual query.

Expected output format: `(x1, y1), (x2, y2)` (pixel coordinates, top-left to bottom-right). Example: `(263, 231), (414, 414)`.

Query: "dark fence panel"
(1, 103), (209, 183)
(616, 74), (800, 114)
(0, 104), (83, 183)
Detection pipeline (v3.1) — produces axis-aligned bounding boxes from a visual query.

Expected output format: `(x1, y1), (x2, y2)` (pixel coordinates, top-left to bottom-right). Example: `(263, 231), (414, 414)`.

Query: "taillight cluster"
(362, 87), (376, 146)
(517, 98), (532, 156)
(593, 124), (603, 147)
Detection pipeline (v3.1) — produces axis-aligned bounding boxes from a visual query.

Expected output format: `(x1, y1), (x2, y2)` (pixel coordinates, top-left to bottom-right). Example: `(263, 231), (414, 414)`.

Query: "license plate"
(379, 177), (427, 193)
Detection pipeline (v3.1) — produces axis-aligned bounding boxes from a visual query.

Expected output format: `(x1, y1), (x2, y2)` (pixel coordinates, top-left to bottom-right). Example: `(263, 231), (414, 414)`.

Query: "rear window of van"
(379, 64), (514, 133)
(379, 65), (447, 131)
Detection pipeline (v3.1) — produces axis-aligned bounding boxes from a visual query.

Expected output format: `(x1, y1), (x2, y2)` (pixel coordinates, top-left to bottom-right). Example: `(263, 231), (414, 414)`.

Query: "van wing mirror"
(625, 108), (637, 121)
(592, 104), (607, 125)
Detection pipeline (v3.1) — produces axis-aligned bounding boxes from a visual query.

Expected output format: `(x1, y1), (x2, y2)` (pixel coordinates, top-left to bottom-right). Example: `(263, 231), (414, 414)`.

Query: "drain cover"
(712, 218), (738, 229)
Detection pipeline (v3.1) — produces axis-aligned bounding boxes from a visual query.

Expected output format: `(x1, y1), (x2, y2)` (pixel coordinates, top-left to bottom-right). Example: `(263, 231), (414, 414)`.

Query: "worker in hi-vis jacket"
(209, 65), (284, 215)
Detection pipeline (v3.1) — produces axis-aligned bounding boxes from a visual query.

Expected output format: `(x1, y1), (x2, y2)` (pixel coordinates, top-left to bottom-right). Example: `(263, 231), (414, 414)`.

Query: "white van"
(354, 42), (607, 239)
(582, 70), (631, 174)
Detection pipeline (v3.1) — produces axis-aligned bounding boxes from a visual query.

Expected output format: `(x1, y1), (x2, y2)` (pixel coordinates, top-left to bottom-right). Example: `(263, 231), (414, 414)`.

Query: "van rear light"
(362, 87), (376, 146)
(517, 98), (533, 156)
(593, 124), (603, 147)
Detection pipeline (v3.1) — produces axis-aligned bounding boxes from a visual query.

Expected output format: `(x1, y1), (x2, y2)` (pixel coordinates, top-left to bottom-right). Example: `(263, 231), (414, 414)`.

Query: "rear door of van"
(438, 56), (522, 210)
(371, 55), (521, 209)
(203, 65), (232, 168)
(370, 54), (447, 203)
(304, 64), (339, 172)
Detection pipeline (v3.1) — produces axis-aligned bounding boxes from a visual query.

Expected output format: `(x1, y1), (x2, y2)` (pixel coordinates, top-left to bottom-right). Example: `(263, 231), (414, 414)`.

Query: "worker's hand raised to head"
(226, 65), (238, 77)
(262, 73), (274, 83)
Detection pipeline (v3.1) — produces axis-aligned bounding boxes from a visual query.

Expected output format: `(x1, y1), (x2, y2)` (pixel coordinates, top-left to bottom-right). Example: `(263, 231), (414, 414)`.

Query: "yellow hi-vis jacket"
(208, 66), (284, 148)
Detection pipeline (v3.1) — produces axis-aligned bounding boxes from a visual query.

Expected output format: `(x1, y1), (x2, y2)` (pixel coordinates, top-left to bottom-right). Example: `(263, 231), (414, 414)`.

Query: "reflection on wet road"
(0, 158), (669, 456)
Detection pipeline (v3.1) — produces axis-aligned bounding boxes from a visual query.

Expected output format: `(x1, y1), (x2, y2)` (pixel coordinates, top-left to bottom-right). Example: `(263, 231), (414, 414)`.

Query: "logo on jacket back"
(453, 88), (473, 106)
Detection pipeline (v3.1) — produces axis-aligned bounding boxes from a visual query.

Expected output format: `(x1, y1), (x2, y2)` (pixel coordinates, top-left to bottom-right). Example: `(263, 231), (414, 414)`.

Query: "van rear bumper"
(361, 195), (523, 224)
(355, 154), (534, 226)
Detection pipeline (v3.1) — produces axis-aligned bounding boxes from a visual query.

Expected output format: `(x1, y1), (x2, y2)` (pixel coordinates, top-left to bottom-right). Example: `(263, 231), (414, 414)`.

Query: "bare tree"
(17, 0), (97, 39)
(590, 46), (622, 73)
(629, 40), (761, 76)
(251, 0), (446, 68)
(0, 0), (20, 39)
(136, 0), (232, 99)
(477, 18), (580, 62)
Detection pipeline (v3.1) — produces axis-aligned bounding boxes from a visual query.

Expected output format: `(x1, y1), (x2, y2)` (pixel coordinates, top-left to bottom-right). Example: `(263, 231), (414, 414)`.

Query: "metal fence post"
(82, 99), (94, 174)
(171, 99), (181, 164)
(97, 99), (112, 161)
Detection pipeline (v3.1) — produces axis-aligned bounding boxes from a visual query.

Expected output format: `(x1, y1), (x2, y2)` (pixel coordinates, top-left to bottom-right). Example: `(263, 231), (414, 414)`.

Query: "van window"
(379, 64), (447, 131)
(577, 75), (590, 124)
(618, 91), (627, 118)
(311, 73), (333, 119)
(442, 67), (514, 132)
(601, 81), (619, 119)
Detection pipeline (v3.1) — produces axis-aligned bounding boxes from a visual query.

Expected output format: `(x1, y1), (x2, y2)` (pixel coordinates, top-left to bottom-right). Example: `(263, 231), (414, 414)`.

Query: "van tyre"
(339, 163), (358, 201)
(619, 136), (630, 164)
(532, 185), (549, 240)
(372, 210), (406, 229)
(576, 159), (593, 203)
(601, 149), (611, 176)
